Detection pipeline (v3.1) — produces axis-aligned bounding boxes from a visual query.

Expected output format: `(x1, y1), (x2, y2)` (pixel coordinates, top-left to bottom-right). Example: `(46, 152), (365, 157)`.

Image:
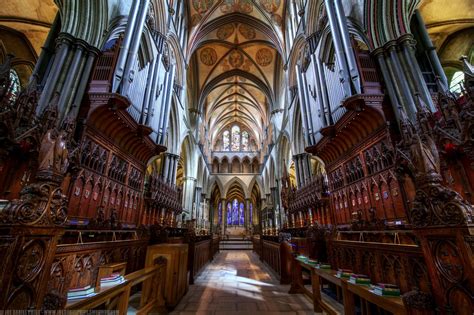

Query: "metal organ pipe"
(301, 69), (317, 145)
(158, 67), (176, 145)
(324, 0), (351, 98)
(121, 0), (150, 95)
(316, 56), (334, 125)
(154, 70), (169, 138)
(145, 54), (163, 126)
(295, 65), (312, 145)
(334, 0), (361, 94)
(112, 0), (141, 92)
(310, 54), (328, 128)
(140, 57), (157, 124)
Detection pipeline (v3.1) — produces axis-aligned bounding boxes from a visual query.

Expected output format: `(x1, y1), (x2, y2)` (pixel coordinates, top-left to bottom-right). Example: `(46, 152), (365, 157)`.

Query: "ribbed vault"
(187, 0), (286, 153)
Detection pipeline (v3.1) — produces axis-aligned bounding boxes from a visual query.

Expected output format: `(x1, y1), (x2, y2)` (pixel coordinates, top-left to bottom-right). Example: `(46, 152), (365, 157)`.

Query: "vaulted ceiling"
(0, 0), (56, 55)
(419, 0), (474, 64)
(187, 0), (286, 151)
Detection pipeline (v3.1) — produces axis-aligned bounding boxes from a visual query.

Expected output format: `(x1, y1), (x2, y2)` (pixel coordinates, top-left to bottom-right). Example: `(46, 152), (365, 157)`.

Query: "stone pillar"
(182, 177), (196, 220)
(37, 34), (73, 115)
(170, 154), (179, 184)
(293, 155), (302, 187)
(414, 10), (448, 88)
(221, 198), (226, 235)
(194, 187), (202, 222)
(399, 34), (436, 112)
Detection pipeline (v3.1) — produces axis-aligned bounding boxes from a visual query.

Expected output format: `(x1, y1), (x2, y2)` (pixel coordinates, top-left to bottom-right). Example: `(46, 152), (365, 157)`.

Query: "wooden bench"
(66, 260), (166, 315)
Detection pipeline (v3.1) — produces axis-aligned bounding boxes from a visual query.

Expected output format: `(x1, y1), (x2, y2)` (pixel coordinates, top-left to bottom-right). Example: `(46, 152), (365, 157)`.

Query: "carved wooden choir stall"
(262, 44), (474, 315)
(0, 32), (215, 312)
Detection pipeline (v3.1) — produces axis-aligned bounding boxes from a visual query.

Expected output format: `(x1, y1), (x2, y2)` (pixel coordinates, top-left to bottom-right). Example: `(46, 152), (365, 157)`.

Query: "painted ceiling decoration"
(188, 0), (285, 154)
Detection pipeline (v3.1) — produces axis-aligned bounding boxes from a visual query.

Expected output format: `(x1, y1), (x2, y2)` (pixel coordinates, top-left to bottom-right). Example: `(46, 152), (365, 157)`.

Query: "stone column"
(221, 198), (226, 235)
(37, 34), (73, 115)
(293, 155), (302, 188)
(414, 10), (448, 88)
(399, 34), (436, 112)
(182, 177), (196, 220)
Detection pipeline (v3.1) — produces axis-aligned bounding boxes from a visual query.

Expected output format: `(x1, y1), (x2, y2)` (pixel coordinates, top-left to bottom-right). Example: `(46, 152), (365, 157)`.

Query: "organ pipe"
(112, 0), (140, 92)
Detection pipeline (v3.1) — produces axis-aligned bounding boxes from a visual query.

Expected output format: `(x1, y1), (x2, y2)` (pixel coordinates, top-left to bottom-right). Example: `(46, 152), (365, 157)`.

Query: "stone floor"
(170, 251), (319, 315)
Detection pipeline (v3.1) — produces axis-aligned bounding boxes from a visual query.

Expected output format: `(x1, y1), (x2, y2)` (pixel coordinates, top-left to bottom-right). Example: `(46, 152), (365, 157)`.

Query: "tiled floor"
(170, 251), (318, 315)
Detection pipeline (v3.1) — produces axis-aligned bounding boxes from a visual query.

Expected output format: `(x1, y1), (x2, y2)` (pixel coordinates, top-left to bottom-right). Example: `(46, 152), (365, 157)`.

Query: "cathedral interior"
(0, 0), (473, 314)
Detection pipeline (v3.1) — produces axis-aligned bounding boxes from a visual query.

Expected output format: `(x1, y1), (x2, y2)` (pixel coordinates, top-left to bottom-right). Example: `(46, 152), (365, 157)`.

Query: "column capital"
(164, 152), (180, 159)
(183, 176), (197, 181)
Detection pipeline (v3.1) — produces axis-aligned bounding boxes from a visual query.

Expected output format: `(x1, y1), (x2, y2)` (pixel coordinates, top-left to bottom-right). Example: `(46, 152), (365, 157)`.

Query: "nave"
(171, 251), (316, 315)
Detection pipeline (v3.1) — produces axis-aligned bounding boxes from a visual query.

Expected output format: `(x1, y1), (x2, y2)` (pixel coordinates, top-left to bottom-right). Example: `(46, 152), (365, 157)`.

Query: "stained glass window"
(223, 130), (230, 151)
(241, 131), (249, 151)
(227, 202), (232, 225)
(239, 202), (245, 225)
(231, 125), (241, 151)
(218, 202), (222, 225)
(6, 69), (20, 106)
(232, 199), (239, 225)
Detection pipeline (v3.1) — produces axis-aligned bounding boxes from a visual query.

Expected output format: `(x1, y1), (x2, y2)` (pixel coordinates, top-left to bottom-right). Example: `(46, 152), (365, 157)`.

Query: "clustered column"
(293, 153), (312, 187)
(161, 153), (179, 184)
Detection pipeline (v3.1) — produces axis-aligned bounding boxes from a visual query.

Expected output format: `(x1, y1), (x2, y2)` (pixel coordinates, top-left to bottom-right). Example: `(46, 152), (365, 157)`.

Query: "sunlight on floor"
(170, 251), (316, 315)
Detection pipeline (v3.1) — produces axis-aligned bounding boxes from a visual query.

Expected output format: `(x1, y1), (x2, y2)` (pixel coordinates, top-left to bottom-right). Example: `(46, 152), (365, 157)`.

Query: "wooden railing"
(211, 235), (220, 257)
(188, 235), (220, 284)
(262, 240), (281, 277)
(252, 235), (262, 256)
(190, 238), (211, 284)
(66, 259), (166, 315)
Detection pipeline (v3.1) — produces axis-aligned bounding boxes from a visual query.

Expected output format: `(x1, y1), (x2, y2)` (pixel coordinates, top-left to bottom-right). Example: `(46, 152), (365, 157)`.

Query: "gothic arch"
(223, 177), (250, 200)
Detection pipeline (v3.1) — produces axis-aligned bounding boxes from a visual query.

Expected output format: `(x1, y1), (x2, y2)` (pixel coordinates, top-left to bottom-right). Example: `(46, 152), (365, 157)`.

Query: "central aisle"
(171, 251), (316, 315)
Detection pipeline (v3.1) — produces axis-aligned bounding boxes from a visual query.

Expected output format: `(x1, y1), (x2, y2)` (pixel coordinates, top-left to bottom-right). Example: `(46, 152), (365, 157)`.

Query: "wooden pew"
(66, 259), (166, 315)
(290, 256), (409, 315)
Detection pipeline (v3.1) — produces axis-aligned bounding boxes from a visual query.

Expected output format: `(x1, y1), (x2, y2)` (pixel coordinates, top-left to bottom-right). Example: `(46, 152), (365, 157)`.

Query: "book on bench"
(67, 285), (96, 300)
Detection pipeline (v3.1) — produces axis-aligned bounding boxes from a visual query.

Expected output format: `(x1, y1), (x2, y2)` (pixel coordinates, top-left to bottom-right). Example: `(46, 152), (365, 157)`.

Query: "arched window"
(239, 202), (245, 225)
(227, 202), (232, 224)
(223, 130), (230, 151)
(231, 125), (241, 151)
(6, 69), (20, 106)
(450, 71), (464, 94)
(241, 131), (249, 151)
(232, 199), (239, 225)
